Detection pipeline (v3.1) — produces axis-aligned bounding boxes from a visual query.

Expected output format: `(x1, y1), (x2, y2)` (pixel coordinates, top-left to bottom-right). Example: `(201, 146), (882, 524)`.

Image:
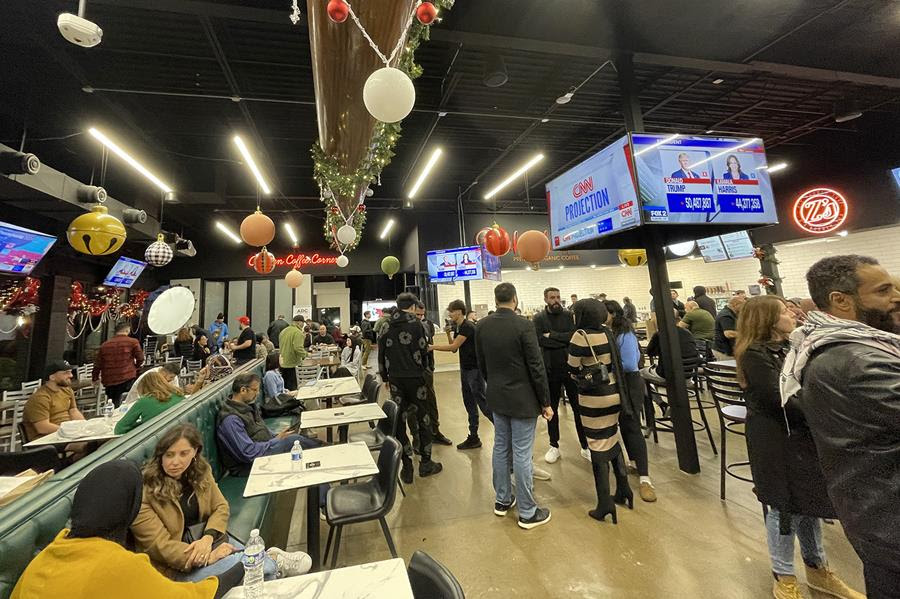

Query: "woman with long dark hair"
(735, 296), (862, 599)
(567, 299), (631, 523)
(131, 424), (311, 582)
(603, 300), (655, 503)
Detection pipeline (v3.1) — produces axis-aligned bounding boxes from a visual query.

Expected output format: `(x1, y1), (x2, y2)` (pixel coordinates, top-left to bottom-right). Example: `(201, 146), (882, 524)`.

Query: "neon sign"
(792, 188), (848, 234)
(245, 252), (338, 269)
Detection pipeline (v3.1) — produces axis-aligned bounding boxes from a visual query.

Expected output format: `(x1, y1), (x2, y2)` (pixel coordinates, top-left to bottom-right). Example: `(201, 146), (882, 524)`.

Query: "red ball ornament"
(484, 225), (511, 257)
(416, 1), (437, 25)
(330, 205), (340, 215)
(327, 0), (349, 23)
(357, 204), (366, 212)
(251, 249), (276, 274)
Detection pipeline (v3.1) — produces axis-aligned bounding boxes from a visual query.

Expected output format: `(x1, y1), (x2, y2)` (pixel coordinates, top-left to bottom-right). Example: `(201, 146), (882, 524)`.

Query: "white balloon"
(336, 255), (349, 268)
(363, 67), (415, 123)
(336, 224), (356, 245)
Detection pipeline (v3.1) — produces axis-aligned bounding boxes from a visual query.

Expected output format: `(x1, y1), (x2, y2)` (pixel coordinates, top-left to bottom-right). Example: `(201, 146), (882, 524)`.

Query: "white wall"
(436, 226), (900, 314)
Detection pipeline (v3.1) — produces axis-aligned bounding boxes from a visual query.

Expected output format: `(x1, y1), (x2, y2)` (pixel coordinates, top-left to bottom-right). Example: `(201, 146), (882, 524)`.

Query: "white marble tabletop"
(300, 403), (385, 429)
(294, 377), (362, 401)
(243, 441), (378, 497)
(23, 416), (122, 447)
(222, 558), (413, 599)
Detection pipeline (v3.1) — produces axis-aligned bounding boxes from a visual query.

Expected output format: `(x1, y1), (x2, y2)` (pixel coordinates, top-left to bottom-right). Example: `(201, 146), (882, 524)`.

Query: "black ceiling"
(1, 0), (898, 243)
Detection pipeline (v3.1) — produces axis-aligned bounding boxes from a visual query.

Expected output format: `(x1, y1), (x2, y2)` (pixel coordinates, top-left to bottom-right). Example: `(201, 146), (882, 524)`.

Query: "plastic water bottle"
(242, 528), (266, 598)
(290, 440), (302, 471)
(102, 398), (114, 422)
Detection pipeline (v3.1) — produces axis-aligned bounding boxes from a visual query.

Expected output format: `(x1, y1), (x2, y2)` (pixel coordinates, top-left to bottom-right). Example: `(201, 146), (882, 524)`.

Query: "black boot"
(400, 455), (414, 484)
(611, 450), (634, 510)
(588, 451), (617, 524)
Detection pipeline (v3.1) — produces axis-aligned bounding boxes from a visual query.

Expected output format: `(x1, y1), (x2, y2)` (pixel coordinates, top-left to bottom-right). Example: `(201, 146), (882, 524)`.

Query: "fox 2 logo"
(648, 209), (669, 222)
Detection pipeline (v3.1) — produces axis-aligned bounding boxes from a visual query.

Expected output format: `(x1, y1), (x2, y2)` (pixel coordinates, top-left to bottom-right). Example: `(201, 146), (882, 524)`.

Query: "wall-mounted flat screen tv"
(0, 221), (57, 275)
(103, 256), (147, 288)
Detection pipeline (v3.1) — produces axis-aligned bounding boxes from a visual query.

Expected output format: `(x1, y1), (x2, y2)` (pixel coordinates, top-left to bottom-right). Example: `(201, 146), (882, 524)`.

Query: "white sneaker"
(267, 547), (312, 577)
(544, 446), (561, 464)
(581, 448), (591, 461)
(533, 466), (552, 481)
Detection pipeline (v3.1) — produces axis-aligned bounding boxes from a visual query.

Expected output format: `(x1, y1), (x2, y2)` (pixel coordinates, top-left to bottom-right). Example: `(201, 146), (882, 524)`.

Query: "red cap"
(238, 316), (250, 325)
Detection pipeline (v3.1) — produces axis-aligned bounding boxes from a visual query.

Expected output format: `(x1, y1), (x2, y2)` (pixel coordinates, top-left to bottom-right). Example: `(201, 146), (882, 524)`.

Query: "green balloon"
(381, 255), (400, 279)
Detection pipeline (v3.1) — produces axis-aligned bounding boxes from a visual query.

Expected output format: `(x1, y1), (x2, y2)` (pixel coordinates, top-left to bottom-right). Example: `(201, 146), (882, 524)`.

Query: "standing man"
(93, 322), (144, 406)
(476, 283), (553, 530)
(360, 311), (375, 370)
(692, 286), (717, 318)
(379, 292), (443, 482)
(431, 299), (492, 450)
(570, 294), (578, 306)
(208, 312), (229, 352)
(670, 290), (686, 319)
(415, 301), (452, 446)
(532, 287), (588, 463)
(229, 316), (256, 364)
(713, 296), (746, 360)
(622, 297), (638, 324)
(278, 315), (308, 390)
(267, 314), (289, 349)
(782, 255), (900, 596)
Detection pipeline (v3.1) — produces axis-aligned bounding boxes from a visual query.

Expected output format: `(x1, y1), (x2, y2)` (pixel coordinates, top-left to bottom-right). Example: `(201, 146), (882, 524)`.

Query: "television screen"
(426, 246), (485, 282)
(892, 167), (900, 190)
(482, 249), (502, 281)
(720, 230), (755, 260)
(361, 300), (395, 319)
(546, 135), (640, 250)
(697, 235), (728, 263)
(631, 133), (778, 226)
(0, 222), (56, 275)
(103, 256), (147, 288)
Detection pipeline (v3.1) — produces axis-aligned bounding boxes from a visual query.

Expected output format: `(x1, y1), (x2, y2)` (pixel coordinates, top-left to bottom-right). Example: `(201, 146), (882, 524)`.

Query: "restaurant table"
(23, 415), (122, 448)
(244, 441), (378, 571)
(300, 403), (385, 430)
(222, 558), (413, 599)
(294, 378), (363, 442)
(302, 356), (342, 368)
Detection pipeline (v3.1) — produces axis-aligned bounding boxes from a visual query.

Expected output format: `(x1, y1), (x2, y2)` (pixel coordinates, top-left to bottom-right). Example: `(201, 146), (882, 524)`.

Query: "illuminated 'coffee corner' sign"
(245, 252), (338, 269)
(792, 187), (848, 234)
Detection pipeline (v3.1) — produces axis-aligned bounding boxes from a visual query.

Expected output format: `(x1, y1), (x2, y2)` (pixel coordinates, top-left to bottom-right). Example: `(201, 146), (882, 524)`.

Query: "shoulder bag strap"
(575, 329), (600, 365)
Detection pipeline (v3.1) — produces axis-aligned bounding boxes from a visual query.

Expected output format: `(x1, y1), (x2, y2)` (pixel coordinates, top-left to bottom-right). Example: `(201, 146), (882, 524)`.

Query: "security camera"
(122, 209), (147, 224)
(0, 151), (41, 175)
(58, 1), (102, 48)
(76, 185), (107, 204)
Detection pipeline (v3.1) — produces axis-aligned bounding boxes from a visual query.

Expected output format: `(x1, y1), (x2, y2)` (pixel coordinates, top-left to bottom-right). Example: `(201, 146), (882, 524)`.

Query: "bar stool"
(704, 362), (752, 500)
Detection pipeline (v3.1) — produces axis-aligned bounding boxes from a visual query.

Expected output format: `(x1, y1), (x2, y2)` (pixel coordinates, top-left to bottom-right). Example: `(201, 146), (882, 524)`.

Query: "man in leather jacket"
(787, 255), (900, 597)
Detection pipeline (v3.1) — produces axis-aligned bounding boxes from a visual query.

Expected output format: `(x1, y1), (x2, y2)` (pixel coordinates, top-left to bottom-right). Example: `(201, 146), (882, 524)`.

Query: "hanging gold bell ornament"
(285, 267), (303, 288)
(240, 210), (275, 247)
(67, 204), (126, 256)
(144, 234), (173, 267)
(618, 249), (648, 267)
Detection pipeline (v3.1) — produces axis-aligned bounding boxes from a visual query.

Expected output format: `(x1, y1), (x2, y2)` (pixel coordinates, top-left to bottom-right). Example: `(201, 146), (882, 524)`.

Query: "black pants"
(423, 370), (441, 434)
(390, 377), (433, 461)
(864, 560), (900, 599)
(280, 366), (297, 390)
(618, 411), (649, 476)
(104, 379), (135, 407)
(547, 375), (587, 449)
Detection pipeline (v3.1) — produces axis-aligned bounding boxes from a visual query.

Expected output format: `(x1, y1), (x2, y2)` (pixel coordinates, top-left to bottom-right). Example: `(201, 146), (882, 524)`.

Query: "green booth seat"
(0, 359), (278, 599)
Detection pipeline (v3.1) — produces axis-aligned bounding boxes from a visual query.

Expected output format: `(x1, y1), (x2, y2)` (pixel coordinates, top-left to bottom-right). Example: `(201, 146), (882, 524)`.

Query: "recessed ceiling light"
(712, 78), (724, 85)
(408, 147), (442, 199)
(233, 135), (271, 194)
(215, 221), (242, 244)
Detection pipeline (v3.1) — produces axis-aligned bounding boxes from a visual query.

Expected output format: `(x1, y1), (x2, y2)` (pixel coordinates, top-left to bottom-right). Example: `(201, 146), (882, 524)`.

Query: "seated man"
(216, 373), (322, 477)
(22, 360), (88, 459)
(642, 309), (700, 380)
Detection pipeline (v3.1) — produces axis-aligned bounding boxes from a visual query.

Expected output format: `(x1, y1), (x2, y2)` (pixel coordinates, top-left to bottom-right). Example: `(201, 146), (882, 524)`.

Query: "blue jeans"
(460, 368), (492, 436)
(492, 413), (537, 519)
(765, 508), (827, 576)
(174, 535), (278, 582)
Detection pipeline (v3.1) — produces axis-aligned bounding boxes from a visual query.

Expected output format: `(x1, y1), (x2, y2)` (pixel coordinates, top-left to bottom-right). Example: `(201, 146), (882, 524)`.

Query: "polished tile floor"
(286, 369), (865, 598)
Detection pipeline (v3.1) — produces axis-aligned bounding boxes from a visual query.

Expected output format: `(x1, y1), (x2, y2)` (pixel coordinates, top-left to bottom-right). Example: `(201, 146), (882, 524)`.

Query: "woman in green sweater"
(115, 370), (186, 434)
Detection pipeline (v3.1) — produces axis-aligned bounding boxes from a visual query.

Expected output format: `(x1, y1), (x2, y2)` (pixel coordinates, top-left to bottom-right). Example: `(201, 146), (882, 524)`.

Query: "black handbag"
(571, 329), (611, 393)
(260, 392), (306, 418)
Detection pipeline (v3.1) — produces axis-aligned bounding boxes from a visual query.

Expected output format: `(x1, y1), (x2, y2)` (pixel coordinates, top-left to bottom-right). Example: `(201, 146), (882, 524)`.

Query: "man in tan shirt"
(23, 360), (85, 442)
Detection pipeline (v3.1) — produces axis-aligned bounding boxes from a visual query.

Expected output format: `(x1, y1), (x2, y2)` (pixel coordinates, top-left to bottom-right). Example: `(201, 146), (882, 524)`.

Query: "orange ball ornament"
(240, 210), (275, 247)
(251, 248), (276, 274)
(285, 268), (303, 288)
(516, 230), (551, 268)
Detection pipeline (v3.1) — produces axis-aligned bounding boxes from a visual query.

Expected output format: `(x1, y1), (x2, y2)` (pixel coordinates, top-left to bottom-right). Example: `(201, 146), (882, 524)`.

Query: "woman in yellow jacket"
(130, 423), (311, 581)
(11, 460), (240, 599)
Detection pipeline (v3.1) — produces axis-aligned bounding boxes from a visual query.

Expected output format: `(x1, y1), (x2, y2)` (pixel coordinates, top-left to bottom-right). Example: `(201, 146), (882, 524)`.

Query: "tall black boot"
(588, 451), (617, 524)
(611, 448), (634, 510)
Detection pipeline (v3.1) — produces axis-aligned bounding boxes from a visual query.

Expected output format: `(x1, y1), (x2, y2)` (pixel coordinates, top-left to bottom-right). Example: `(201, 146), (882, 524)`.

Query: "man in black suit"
(475, 282), (554, 530)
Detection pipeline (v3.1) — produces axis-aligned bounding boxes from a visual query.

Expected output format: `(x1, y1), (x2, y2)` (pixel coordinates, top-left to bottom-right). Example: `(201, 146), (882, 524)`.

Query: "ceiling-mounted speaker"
(834, 97), (862, 123)
(76, 185), (107, 204)
(122, 208), (147, 224)
(483, 53), (508, 88)
(0, 151), (41, 175)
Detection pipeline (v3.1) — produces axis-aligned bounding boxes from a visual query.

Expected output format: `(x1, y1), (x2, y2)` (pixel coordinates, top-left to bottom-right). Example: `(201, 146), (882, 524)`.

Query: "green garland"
(314, 0), (455, 251)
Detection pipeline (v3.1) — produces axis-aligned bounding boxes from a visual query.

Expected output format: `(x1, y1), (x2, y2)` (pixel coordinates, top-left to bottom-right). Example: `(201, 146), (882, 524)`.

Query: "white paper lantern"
(336, 224), (357, 245)
(145, 237), (173, 267)
(363, 67), (416, 123)
(336, 255), (349, 268)
(365, 188), (374, 197)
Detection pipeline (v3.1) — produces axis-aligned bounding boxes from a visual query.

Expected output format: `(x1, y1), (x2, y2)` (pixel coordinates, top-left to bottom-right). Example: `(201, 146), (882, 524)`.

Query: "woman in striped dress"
(568, 299), (632, 523)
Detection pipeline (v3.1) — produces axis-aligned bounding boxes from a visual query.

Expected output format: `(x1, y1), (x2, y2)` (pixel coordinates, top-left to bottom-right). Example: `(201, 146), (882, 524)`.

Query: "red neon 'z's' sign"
(245, 252), (338, 269)
(792, 188), (848, 234)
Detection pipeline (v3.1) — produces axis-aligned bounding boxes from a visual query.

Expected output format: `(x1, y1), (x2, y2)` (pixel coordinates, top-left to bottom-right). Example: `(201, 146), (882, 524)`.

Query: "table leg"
(326, 396), (334, 442)
(306, 485), (321, 571)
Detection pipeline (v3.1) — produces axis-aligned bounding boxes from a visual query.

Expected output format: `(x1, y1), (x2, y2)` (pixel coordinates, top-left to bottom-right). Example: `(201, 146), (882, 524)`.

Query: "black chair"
(349, 399), (399, 451)
(323, 436), (401, 569)
(0, 446), (63, 476)
(644, 357), (718, 455)
(705, 363), (751, 500)
(408, 550), (466, 599)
